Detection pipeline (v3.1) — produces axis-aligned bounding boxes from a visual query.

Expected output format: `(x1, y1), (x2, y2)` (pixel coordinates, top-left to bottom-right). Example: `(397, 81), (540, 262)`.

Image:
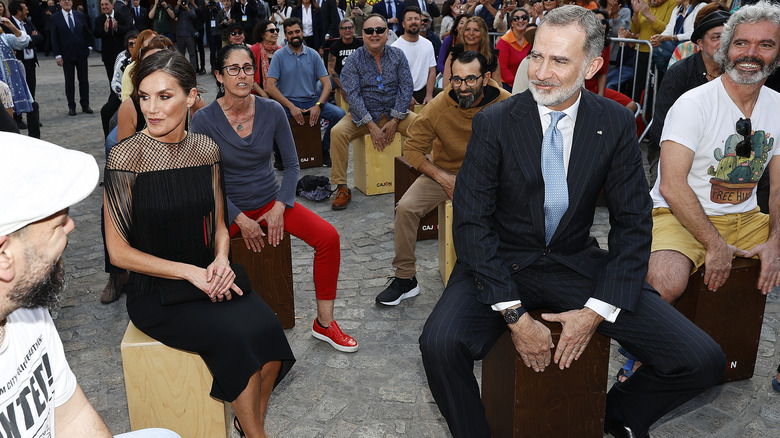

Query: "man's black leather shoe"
(82, 106), (93, 114)
(68, 108), (77, 116)
(604, 419), (649, 438)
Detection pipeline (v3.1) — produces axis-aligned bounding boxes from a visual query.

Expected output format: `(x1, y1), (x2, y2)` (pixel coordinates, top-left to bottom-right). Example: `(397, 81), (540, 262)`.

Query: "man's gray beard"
(529, 69), (586, 107)
(10, 249), (65, 311)
(725, 54), (780, 85)
(457, 93), (476, 108)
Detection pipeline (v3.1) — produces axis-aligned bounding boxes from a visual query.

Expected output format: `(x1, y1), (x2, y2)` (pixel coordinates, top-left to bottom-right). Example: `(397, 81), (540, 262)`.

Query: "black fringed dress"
(104, 131), (295, 402)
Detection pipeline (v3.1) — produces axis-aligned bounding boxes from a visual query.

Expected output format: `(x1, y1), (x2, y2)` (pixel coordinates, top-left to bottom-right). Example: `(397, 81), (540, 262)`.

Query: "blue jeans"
(284, 98), (346, 152)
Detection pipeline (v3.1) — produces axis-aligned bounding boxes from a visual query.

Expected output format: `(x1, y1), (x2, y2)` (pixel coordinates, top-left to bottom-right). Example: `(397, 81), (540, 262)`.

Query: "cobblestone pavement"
(25, 55), (780, 437)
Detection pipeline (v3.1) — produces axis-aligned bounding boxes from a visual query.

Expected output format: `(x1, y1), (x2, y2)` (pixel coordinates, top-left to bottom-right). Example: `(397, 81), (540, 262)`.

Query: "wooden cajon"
(673, 257), (767, 383)
(482, 310), (610, 438)
(438, 200), (455, 285)
(230, 232), (295, 329)
(121, 322), (232, 438)
(352, 132), (403, 195)
(335, 89), (349, 113)
(394, 156), (438, 241)
(288, 116), (322, 168)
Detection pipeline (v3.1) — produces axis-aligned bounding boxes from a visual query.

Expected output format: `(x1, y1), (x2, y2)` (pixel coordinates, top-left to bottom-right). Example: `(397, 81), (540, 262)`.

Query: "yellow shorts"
(651, 207), (768, 271)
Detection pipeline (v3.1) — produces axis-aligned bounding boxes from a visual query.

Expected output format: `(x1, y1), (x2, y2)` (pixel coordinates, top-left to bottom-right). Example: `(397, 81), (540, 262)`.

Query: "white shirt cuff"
(492, 300), (523, 312)
(585, 298), (621, 322)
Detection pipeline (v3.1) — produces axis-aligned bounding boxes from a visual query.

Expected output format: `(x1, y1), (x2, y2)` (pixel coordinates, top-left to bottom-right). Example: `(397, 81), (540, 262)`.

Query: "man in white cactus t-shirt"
(647, 1), (780, 306)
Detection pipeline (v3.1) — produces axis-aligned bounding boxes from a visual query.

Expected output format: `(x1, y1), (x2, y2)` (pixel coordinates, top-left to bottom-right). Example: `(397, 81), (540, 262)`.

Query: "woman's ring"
(215, 273), (223, 278)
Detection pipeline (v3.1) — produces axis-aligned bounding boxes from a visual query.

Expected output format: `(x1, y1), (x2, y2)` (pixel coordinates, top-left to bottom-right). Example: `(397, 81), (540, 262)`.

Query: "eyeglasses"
(450, 74), (483, 87)
(512, 15), (529, 21)
(422, 19), (430, 23)
(376, 74), (384, 91)
(735, 118), (753, 158)
(340, 25), (354, 30)
(363, 26), (387, 35)
(222, 64), (256, 76)
(266, 28), (279, 33)
(230, 30), (244, 36)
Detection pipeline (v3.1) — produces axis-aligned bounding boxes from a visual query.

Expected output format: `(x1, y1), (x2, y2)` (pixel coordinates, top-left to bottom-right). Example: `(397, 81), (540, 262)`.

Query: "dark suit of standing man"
(371, 0), (403, 34)
(131, 0), (150, 31)
(419, 7), (726, 438)
(94, 0), (134, 82)
(50, 0), (94, 116)
(403, 0), (439, 18)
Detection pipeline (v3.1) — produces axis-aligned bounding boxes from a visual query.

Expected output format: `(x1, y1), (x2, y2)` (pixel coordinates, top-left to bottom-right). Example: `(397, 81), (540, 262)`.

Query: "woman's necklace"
(221, 101), (255, 131)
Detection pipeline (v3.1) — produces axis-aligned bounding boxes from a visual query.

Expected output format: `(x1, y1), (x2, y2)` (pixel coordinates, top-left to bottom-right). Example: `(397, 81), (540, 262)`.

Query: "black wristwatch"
(503, 307), (524, 325)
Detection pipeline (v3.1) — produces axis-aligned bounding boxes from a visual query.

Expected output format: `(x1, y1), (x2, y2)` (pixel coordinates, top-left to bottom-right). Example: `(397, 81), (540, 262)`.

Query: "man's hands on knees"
(704, 241), (749, 291)
(542, 308), (603, 370)
(508, 312), (554, 372)
(743, 240), (780, 294)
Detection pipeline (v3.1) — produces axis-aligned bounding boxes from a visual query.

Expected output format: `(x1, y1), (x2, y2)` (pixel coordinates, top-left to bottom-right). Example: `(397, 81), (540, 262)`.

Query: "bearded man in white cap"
(0, 133), (179, 438)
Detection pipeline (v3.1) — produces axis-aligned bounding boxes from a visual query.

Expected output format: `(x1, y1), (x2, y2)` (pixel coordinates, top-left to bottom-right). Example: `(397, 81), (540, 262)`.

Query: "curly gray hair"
(714, 0), (780, 79)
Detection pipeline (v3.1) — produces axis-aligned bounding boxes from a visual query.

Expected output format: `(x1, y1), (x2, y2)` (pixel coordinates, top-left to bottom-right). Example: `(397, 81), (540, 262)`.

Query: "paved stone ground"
(25, 54), (780, 437)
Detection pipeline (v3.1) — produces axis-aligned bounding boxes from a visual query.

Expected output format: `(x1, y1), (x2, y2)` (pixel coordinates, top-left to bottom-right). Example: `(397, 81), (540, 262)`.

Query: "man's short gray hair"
(714, 0), (780, 69)
(537, 5), (604, 62)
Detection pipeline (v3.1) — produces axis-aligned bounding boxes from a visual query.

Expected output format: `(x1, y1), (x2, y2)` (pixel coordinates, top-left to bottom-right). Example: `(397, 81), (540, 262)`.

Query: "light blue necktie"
(542, 111), (568, 245)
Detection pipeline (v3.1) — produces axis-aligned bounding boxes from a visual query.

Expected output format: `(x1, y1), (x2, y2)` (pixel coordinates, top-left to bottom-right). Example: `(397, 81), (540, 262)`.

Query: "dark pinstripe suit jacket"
(452, 90), (652, 312)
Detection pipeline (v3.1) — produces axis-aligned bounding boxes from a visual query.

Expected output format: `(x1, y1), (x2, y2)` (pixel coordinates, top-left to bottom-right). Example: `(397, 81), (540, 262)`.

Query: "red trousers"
(229, 200), (340, 300)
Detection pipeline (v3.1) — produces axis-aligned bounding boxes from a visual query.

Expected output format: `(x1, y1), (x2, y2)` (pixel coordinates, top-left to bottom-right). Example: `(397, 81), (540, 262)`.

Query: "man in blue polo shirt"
(266, 17), (346, 166)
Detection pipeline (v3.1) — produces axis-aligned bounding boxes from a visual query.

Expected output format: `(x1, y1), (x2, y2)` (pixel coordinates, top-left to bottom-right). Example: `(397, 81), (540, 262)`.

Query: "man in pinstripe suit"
(419, 6), (726, 438)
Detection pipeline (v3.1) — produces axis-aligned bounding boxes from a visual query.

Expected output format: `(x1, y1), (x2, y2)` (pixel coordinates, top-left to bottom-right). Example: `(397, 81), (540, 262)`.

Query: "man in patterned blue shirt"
(329, 13), (415, 210)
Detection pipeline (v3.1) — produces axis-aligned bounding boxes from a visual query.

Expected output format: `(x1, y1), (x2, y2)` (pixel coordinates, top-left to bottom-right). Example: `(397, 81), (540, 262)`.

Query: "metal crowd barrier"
(609, 37), (657, 141)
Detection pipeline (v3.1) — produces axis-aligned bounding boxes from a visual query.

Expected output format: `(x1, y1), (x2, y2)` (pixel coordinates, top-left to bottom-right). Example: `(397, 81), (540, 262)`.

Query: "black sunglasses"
(735, 118), (753, 158)
(512, 15), (529, 21)
(363, 26), (387, 35)
(230, 30), (244, 36)
(422, 18), (430, 23)
(266, 28), (279, 33)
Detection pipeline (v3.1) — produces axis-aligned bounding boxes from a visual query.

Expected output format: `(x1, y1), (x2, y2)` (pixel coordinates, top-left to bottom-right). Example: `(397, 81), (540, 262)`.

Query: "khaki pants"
(329, 113), (417, 185)
(393, 174), (450, 278)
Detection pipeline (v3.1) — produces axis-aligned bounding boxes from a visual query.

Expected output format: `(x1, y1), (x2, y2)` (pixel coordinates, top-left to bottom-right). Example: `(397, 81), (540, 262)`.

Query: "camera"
(208, 0), (217, 8)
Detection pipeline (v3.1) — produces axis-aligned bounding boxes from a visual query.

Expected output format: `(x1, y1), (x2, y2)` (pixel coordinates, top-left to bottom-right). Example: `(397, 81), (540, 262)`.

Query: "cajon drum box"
(482, 310), (610, 438)
(673, 257), (767, 383)
(394, 156), (438, 240)
(121, 322), (232, 438)
(438, 200), (455, 285)
(230, 232), (295, 329)
(288, 116), (322, 168)
(353, 133), (403, 195)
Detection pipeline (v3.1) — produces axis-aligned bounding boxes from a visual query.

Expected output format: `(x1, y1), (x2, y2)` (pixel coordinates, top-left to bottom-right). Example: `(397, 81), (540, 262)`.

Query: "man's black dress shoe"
(68, 108), (77, 116)
(82, 106), (94, 114)
(604, 419), (649, 438)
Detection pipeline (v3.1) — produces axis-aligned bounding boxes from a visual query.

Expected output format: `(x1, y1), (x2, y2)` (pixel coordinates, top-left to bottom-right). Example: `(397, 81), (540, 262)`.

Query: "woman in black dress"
(104, 50), (294, 438)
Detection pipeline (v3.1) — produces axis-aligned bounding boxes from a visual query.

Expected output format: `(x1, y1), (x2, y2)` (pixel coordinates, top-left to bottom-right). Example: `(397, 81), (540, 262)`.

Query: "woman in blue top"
(191, 44), (358, 354)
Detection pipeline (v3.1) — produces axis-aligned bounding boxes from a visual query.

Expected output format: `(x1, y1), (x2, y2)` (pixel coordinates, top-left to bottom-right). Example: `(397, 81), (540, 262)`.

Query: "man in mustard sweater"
(376, 50), (512, 305)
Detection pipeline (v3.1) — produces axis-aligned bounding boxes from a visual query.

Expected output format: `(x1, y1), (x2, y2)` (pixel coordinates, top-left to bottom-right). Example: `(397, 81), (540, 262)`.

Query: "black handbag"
(160, 263), (252, 305)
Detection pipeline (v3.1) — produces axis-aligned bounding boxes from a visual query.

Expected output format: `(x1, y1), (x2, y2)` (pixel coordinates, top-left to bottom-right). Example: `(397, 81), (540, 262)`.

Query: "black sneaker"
(322, 150), (332, 167)
(376, 277), (419, 306)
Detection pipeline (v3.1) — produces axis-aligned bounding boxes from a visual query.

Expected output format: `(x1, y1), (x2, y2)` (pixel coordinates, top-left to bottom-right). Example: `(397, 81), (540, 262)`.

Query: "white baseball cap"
(0, 133), (99, 236)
